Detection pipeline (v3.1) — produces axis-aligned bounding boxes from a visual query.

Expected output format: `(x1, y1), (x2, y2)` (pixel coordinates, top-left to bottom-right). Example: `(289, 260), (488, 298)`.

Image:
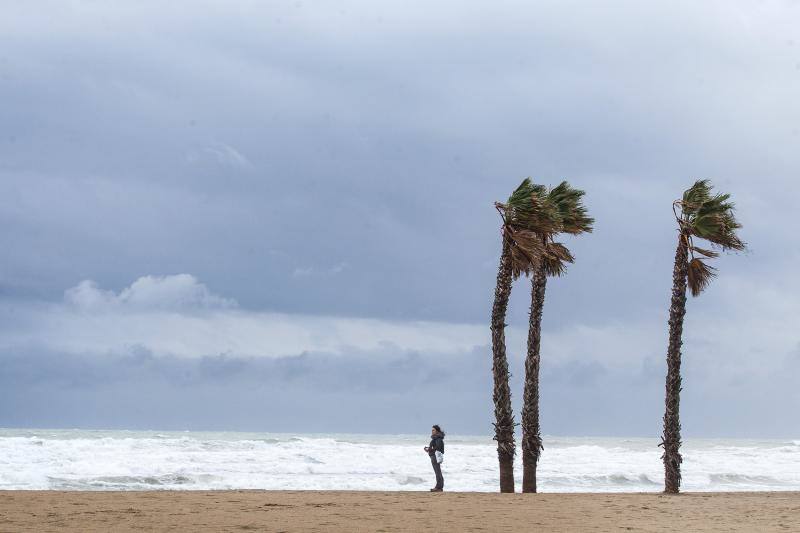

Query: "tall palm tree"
(521, 182), (593, 493)
(492, 179), (560, 493)
(661, 180), (745, 493)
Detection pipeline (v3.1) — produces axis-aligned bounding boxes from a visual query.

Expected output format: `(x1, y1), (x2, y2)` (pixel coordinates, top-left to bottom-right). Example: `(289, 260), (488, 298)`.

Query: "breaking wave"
(0, 430), (798, 492)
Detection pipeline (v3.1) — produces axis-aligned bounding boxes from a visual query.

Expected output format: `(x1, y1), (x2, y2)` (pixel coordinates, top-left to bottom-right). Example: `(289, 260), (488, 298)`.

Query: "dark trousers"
(430, 455), (444, 489)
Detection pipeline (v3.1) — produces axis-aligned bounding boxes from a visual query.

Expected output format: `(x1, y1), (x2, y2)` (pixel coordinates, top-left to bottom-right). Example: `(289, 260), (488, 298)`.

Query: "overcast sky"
(1, 0), (798, 438)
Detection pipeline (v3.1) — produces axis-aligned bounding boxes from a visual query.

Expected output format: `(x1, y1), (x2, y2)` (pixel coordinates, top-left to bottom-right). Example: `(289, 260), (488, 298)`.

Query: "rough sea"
(1, 429), (798, 492)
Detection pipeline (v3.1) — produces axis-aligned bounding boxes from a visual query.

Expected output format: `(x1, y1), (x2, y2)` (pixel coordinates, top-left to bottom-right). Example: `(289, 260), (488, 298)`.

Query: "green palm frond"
(681, 180), (712, 214)
(496, 178), (591, 278)
(678, 181), (746, 252)
(675, 180), (746, 297)
(547, 181), (594, 235)
(502, 178), (536, 221)
(508, 180), (563, 232)
(687, 258), (716, 297)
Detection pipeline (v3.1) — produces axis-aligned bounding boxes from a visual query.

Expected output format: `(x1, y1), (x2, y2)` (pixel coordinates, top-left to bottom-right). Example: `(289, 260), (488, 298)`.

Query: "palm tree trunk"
(662, 232), (688, 493)
(521, 265), (546, 493)
(491, 238), (516, 493)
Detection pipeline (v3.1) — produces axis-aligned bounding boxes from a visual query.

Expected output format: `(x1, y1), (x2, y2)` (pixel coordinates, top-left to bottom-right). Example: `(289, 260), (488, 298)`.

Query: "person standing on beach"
(423, 425), (445, 492)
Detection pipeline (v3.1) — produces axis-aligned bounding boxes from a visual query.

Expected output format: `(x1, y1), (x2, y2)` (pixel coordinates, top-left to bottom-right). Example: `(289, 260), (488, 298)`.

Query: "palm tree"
(520, 182), (593, 493)
(661, 180), (745, 493)
(492, 179), (560, 493)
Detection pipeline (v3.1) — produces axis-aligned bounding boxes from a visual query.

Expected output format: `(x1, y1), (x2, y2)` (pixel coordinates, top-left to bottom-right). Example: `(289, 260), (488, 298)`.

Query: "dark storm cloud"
(0, 1), (799, 435)
(2, 0), (798, 322)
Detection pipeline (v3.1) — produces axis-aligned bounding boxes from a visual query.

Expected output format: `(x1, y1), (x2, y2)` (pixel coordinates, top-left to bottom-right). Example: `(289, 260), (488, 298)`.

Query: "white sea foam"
(0, 429), (798, 492)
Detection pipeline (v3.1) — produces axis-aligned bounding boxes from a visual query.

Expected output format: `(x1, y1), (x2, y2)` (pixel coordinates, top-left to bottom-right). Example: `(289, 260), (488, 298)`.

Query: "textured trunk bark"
(491, 238), (516, 493)
(522, 266), (547, 493)
(662, 232), (688, 494)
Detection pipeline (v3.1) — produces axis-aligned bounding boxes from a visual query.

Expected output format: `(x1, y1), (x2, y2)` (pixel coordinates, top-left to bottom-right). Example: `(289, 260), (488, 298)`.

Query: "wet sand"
(1, 490), (798, 532)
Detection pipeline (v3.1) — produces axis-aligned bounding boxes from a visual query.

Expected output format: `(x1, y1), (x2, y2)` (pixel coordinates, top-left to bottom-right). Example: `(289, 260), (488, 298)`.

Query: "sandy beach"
(0, 491), (798, 532)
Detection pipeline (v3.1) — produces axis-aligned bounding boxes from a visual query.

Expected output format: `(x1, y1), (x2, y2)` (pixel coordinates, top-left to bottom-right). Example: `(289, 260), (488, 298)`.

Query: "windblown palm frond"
(496, 179), (592, 280)
(540, 242), (574, 277)
(534, 181), (591, 277)
(547, 181), (595, 235)
(687, 257), (717, 297)
(508, 228), (547, 279)
(496, 179), (564, 278)
(678, 181), (745, 254)
(498, 179), (562, 235)
(689, 246), (719, 259)
(680, 179), (713, 213)
(674, 180), (746, 296)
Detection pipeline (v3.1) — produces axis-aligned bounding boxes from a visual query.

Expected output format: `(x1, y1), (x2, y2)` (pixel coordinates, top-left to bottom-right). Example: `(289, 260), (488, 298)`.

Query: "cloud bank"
(1, 273), (797, 436)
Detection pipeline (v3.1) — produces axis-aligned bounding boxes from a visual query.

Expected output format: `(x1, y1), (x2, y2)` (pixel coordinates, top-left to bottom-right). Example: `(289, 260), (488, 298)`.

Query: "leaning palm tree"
(521, 182), (593, 493)
(492, 179), (560, 493)
(661, 180), (745, 493)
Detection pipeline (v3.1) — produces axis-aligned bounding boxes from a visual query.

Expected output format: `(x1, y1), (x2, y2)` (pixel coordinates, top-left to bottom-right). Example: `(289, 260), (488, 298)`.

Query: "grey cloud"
(1, 1), (799, 435)
(1, 1), (797, 323)
(1, 343), (795, 437)
(0, 345), (488, 433)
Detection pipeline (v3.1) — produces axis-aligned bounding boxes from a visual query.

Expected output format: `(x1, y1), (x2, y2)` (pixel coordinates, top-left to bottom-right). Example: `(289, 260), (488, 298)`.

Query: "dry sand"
(1, 490), (798, 532)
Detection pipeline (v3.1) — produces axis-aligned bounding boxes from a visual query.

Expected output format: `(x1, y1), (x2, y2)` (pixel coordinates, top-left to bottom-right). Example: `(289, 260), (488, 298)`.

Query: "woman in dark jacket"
(423, 425), (445, 491)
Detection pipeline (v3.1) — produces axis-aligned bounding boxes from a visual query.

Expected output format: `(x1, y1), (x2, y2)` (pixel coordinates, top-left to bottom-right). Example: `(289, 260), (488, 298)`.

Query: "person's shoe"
(430, 488), (443, 492)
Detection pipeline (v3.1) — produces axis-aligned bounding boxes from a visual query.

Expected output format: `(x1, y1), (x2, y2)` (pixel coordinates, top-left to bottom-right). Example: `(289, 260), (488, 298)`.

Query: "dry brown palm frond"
(541, 255), (568, 277)
(510, 245), (534, 279)
(546, 242), (575, 264)
(539, 242), (575, 277)
(690, 246), (719, 259)
(506, 228), (546, 279)
(687, 258), (717, 297)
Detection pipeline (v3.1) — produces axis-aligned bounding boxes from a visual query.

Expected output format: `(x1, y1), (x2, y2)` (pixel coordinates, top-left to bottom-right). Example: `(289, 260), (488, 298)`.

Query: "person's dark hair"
(432, 424), (443, 434)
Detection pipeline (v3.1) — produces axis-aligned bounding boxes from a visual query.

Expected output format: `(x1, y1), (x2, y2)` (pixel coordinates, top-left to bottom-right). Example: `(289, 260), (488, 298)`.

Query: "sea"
(1, 429), (798, 492)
